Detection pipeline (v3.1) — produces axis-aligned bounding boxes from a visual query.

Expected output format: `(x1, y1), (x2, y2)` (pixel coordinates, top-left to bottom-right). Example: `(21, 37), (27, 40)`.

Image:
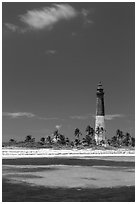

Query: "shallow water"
(3, 164), (135, 188)
(2, 156), (135, 202)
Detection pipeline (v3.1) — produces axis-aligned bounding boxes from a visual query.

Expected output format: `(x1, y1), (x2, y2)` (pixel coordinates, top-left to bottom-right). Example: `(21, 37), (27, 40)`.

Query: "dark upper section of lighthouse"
(96, 82), (105, 116)
(97, 82), (104, 94)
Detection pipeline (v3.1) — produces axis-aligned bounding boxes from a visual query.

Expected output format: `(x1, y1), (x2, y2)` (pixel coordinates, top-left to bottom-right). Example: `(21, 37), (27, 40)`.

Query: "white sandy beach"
(2, 147), (135, 159)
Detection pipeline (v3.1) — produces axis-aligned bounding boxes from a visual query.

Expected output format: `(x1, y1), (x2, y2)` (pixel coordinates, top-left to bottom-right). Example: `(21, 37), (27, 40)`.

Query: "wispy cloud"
(3, 112), (35, 119)
(4, 23), (27, 33)
(81, 8), (89, 17)
(70, 114), (124, 120)
(5, 4), (94, 33)
(45, 50), (57, 55)
(70, 114), (92, 120)
(20, 4), (77, 30)
(55, 125), (62, 129)
(4, 23), (19, 32)
(3, 112), (124, 121)
(105, 114), (124, 120)
(81, 8), (94, 25)
(3, 112), (59, 120)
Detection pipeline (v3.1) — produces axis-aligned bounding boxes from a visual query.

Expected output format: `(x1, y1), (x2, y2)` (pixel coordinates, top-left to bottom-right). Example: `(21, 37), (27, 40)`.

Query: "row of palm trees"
(107, 129), (135, 147)
(7, 125), (95, 147)
(74, 126), (96, 146)
(7, 126), (135, 148)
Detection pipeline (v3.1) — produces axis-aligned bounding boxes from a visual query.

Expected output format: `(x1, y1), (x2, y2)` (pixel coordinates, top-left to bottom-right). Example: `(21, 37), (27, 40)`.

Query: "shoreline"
(2, 147), (135, 159)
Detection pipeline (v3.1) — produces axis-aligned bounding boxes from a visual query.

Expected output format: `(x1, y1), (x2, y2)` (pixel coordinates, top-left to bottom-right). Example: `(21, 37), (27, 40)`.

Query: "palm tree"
(25, 135), (32, 142)
(107, 139), (111, 145)
(82, 137), (88, 146)
(122, 132), (132, 146)
(74, 138), (80, 146)
(31, 137), (35, 143)
(46, 135), (52, 144)
(85, 135), (92, 145)
(131, 137), (135, 147)
(85, 125), (94, 145)
(111, 135), (118, 146)
(116, 129), (123, 139)
(100, 140), (105, 145)
(53, 130), (59, 140)
(74, 128), (82, 139)
(65, 137), (70, 145)
(40, 137), (45, 143)
(25, 135), (35, 143)
(58, 134), (66, 145)
(116, 129), (121, 137)
(9, 138), (16, 143)
(86, 125), (94, 137)
(70, 141), (74, 147)
(91, 139), (96, 146)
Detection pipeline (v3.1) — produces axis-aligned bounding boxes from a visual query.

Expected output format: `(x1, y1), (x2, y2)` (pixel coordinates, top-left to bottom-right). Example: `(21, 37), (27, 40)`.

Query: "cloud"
(4, 23), (19, 32)
(81, 8), (90, 17)
(92, 114), (124, 120)
(3, 112), (124, 121)
(55, 125), (62, 129)
(3, 112), (35, 119)
(70, 114), (124, 121)
(20, 4), (78, 31)
(81, 8), (94, 26)
(4, 23), (27, 33)
(105, 114), (124, 120)
(3, 112), (59, 120)
(45, 50), (56, 55)
(5, 4), (94, 33)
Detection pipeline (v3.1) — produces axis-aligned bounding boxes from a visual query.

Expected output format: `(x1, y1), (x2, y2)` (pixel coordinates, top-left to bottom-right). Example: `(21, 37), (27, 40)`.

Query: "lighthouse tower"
(95, 82), (105, 144)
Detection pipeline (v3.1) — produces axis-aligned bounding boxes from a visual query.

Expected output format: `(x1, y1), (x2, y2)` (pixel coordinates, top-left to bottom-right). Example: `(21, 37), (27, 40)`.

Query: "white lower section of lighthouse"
(95, 116), (105, 144)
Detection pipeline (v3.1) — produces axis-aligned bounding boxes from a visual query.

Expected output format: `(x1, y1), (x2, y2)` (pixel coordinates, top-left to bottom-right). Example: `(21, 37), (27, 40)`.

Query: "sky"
(2, 2), (135, 142)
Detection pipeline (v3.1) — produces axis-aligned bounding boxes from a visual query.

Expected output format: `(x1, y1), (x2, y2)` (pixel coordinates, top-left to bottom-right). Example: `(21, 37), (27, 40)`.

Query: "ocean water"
(2, 156), (135, 202)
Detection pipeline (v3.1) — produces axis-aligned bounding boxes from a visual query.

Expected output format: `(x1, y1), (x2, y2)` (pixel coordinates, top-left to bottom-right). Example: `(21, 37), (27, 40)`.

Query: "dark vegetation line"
(2, 126), (135, 149)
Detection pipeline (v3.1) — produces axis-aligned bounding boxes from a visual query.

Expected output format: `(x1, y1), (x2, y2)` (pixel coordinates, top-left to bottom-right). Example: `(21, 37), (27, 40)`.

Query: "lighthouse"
(95, 82), (106, 144)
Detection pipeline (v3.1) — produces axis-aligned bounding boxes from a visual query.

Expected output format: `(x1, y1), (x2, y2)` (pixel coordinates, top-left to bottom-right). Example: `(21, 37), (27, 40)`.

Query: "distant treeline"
(2, 126), (135, 149)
